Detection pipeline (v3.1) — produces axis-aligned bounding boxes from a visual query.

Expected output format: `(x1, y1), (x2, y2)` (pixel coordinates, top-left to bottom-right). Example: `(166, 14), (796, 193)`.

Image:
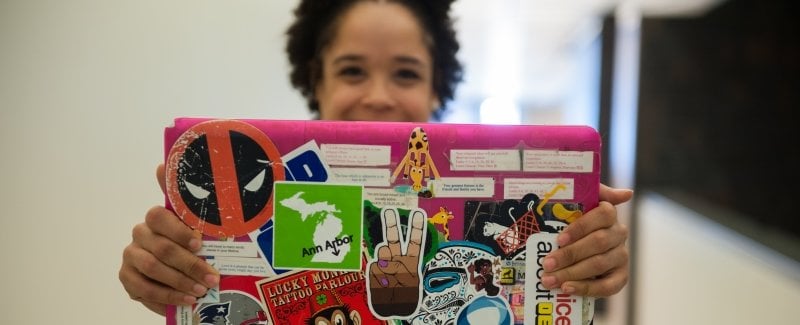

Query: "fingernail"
(379, 277), (389, 287)
(378, 259), (389, 268)
(563, 285), (576, 294)
(183, 295), (197, 305)
(542, 276), (556, 288)
(193, 284), (207, 296)
(205, 274), (219, 287)
(543, 257), (556, 272)
(189, 238), (202, 251)
(557, 233), (570, 246)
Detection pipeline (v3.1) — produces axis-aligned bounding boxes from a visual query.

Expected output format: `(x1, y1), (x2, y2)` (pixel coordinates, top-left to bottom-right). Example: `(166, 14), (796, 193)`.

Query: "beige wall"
(0, 1), (307, 323)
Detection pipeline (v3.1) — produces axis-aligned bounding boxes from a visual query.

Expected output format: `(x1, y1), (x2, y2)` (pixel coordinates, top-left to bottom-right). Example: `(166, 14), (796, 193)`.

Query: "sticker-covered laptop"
(162, 118), (601, 325)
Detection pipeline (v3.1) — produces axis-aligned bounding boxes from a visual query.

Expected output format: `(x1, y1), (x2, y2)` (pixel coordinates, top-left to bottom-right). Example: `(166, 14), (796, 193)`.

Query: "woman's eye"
(395, 69), (420, 80)
(338, 66), (364, 78)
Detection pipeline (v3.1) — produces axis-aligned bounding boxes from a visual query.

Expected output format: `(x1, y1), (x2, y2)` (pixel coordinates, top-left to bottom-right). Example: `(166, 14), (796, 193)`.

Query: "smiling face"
(314, 1), (437, 122)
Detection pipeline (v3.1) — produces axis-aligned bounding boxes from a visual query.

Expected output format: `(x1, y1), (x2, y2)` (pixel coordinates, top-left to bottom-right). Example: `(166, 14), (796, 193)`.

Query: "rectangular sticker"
(328, 167), (390, 187)
(198, 240), (259, 258)
(175, 306), (193, 325)
(257, 270), (386, 324)
(321, 143), (391, 166)
(525, 232), (584, 325)
(523, 150), (593, 173)
(450, 149), (521, 171)
(430, 177), (495, 198)
(364, 188), (419, 210)
(504, 178), (574, 200)
(212, 256), (276, 277)
(271, 182), (364, 271)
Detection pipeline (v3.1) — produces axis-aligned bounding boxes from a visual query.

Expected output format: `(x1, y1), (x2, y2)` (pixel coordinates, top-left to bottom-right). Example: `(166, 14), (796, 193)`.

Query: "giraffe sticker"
(391, 127), (440, 196)
(428, 206), (454, 240)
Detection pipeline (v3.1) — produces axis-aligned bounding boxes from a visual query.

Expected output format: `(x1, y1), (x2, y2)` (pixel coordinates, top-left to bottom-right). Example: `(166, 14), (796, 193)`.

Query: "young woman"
(119, 0), (632, 317)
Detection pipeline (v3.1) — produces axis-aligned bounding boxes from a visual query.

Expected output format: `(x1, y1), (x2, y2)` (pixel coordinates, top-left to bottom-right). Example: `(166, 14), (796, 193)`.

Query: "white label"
(524, 232), (584, 325)
(321, 144), (391, 166)
(523, 150), (593, 173)
(195, 260), (220, 304)
(329, 167), (390, 187)
(450, 149), (521, 171)
(430, 177), (495, 198)
(198, 240), (259, 257)
(176, 305), (193, 325)
(364, 188), (418, 210)
(213, 256), (275, 277)
(504, 178), (574, 200)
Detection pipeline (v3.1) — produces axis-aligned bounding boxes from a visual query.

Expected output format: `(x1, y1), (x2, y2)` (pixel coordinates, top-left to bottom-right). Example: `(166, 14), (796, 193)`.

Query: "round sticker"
(166, 119), (285, 238)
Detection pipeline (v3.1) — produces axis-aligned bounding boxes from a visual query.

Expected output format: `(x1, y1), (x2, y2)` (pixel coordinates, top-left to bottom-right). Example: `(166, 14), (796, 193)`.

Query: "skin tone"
(119, 1), (632, 316)
(315, 2), (437, 122)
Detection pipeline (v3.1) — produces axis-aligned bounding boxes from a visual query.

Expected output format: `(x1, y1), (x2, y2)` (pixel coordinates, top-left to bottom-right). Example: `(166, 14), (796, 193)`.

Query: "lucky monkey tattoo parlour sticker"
(271, 182), (364, 271)
(166, 119), (285, 238)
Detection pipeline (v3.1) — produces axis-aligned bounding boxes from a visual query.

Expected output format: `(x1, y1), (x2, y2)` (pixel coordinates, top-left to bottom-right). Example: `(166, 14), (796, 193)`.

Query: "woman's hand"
(540, 184), (633, 297)
(118, 164), (219, 315)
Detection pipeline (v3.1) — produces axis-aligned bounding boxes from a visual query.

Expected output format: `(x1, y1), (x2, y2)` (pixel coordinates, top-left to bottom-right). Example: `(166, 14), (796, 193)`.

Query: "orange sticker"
(166, 120), (285, 238)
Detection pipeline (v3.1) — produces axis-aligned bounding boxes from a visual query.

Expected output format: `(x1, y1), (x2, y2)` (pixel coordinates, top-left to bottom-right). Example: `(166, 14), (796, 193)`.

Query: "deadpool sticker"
(166, 119), (285, 238)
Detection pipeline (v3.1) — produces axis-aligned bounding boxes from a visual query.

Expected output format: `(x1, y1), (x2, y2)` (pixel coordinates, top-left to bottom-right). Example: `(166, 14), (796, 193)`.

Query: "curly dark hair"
(285, 0), (464, 120)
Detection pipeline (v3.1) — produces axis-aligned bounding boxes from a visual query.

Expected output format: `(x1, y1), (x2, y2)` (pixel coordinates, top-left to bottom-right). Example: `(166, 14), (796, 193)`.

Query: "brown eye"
(395, 68), (420, 80)
(338, 66), (365, 80)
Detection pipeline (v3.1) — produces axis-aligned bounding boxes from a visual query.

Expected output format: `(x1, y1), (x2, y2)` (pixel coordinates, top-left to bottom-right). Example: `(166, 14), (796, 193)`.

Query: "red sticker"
(166, 120), (285, 238)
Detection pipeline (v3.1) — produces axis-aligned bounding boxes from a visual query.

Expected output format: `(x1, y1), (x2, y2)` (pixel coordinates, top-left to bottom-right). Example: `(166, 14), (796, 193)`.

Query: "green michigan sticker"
(272, 181), (363, 270)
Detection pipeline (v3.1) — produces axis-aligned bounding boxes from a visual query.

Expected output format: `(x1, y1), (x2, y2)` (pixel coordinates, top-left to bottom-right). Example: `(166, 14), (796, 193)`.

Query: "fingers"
(406, 210), (426, 258)
(140, 207), (219, 288)
(156, 163), (166, 195)
(599, 183), (633, 206)
(140, 300), (168, 316)
(540, 199), (629, 296)
(546, 202), (628, 270)
(120, 212), (214, 314)
(128, 229), (209, 287)
(382, 208), (402, 257)
(120, 244), (202, 311)
(566, 266), (629, 297)
(553, 185), (631, 262)
(369, 257), (419, 284)
(556, 201), (618, 247)
(144, 206), (202, 253)
(120, 205), (219, 313)
(371, 209), (425, 291)
(368, 261), (420, 317)
(560, 257), (629, 297)
(541, 243), (629, 297)
(376, 245), (392, 264)
(120, 163), (220, 313)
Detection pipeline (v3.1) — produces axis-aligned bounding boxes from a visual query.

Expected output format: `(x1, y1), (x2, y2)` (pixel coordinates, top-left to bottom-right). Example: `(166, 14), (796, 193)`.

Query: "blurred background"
(1, 0), (797, 324)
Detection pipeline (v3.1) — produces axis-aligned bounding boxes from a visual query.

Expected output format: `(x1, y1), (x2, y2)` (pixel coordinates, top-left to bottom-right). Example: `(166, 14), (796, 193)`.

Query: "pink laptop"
(163, 118), (601, 325)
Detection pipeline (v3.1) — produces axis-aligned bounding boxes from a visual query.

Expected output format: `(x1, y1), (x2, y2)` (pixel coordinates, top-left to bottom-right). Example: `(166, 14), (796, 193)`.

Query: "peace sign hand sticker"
(367, 208), (427, 319)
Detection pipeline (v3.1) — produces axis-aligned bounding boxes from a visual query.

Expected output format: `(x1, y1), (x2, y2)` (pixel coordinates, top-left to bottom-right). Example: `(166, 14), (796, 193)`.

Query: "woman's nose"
(361, 78), (395, 110)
